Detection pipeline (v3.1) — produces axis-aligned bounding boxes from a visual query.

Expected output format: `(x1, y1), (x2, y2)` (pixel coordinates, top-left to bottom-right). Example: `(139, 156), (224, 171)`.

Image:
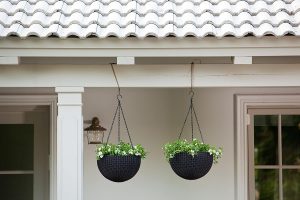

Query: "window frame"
(0, 95), (57, 200)
(235, 94), (300, 200)
(248, 109), (300, 200)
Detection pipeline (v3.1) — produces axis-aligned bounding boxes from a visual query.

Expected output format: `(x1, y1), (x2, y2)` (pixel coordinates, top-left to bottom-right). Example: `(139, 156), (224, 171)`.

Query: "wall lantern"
(84, 117), (107, 144)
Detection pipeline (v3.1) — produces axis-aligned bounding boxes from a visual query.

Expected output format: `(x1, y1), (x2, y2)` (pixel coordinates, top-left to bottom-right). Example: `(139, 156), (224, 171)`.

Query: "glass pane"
(255, 169), (279, 200)
(283, 169), (300, 200)
(0, 124), (34, 170)
(282, 115), (300, 165)
(0, 174), (33, 200)
(254, 115), (278, 165)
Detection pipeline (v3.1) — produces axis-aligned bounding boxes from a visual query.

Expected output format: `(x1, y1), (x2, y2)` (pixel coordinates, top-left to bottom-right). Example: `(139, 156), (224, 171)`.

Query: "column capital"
(55, 87), (84, 93)
(56, 87), (84, 106)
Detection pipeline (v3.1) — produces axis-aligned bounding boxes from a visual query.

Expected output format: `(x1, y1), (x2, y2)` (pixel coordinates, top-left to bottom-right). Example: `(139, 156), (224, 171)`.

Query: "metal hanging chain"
(106, 63), (134, 146)
(177, 62), (205, 143)
(119, 101), (133, 146)
(192, 105), (205, 143)
(191, 97), (194, 140)
(106, 102), (119, 144)
(178, 103), (192, 139)
(117, 100), (121, 143)
(111, 63), (121, 97)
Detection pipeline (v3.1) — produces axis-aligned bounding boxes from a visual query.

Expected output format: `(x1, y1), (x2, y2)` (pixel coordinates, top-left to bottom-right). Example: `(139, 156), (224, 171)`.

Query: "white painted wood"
(235, 94), (300, 200)
(0, 56), (19, 65)
(0, 37), (300, 57)
(55, 87), (84, 200)
(117, 56), (135, 65)
(0, 95), (57, 200)
(233, 56), (252, 64)
(1, 64), (300, 87)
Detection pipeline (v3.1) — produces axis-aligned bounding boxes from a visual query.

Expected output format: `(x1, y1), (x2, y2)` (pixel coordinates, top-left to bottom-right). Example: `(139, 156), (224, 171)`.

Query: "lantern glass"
(86, 130), (105, 144)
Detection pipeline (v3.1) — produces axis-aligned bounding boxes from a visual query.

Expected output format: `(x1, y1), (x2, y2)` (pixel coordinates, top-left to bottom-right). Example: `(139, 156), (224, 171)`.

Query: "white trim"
(55, 87), (84, 93)
(233, 56), (252, 64)
(0, 95), (57, 200)
(0, 56), (19, 65)
(2, 64), (300, 87)
(117, 57), (135, 65)
(1, 37), (300, 57)
(235, 94), (300, 200)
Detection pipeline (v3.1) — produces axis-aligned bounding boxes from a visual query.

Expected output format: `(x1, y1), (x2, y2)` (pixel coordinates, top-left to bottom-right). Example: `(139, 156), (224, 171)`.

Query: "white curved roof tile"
(0, 0), (299, 38)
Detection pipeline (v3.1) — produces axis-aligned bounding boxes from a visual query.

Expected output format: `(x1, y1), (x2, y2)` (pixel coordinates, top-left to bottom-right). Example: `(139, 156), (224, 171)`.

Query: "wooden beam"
(233, 56), (252, 64)
(117, 56), (135, 65)
(0, 57), (19, 65)
(0, 64), (300, 87)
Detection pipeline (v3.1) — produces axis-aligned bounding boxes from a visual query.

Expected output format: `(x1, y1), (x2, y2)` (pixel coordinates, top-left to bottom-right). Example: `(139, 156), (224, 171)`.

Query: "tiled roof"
(0, 0), (299, 38)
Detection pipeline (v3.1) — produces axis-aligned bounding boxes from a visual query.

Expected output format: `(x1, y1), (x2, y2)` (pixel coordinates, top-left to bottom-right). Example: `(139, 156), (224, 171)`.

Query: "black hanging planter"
(97, 155), (141, 182)
(169, 152), (213, 180)
(163, 62), (222, 180)
(96, 63), (146, 183)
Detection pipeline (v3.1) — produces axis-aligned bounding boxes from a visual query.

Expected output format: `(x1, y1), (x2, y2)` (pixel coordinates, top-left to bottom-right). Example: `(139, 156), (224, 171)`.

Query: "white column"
(55, 87), (84, 200)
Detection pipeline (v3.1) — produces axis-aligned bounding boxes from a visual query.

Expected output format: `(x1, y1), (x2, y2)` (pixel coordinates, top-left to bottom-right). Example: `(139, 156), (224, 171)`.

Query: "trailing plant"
(163, 138), (222, 163)
(96, 141), (146, 159)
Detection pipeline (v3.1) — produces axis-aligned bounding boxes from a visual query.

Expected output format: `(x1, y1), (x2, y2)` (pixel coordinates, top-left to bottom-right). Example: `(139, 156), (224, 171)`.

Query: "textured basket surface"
(97, 155), (141, 182)
(170, 152), (213, 180)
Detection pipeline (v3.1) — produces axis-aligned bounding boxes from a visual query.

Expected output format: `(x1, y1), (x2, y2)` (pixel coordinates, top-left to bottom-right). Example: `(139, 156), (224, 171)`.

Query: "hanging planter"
(163, 63), (222, 180)
(164, 139), (221, 180)
(96, 64), (147, 182)
(96, 142), (146, 182)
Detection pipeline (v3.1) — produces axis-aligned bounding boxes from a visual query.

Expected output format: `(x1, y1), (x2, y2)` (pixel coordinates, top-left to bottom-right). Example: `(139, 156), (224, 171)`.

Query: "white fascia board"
(0, 37), (300, 57)
(0, 56), (19, 65)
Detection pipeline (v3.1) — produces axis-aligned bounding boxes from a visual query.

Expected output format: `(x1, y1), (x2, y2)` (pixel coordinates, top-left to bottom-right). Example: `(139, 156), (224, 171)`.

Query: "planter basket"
(170, 152), (213, 180)
(97, 155), (141, 182)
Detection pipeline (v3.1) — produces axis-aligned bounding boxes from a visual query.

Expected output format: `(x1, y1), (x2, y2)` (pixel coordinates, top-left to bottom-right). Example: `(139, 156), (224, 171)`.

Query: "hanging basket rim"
(169, 151), (212, 161)
(163, 138), (222, 163)
(97, 154), (142, 160)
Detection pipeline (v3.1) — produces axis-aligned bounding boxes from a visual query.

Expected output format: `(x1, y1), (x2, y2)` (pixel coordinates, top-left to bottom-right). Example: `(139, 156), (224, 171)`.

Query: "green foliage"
(96, 141), (147, 160)
(163, 138), (222, 163)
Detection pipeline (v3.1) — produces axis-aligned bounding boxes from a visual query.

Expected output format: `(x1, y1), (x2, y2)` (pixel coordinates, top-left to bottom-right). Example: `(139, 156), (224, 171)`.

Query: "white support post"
(233, 56), (252, 64)
(55, 87), (84, 200)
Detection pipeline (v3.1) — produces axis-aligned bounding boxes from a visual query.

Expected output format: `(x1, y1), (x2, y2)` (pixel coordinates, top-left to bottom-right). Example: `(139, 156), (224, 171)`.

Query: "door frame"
(0, 95), (57, 200)
(235, 94), (300, 200)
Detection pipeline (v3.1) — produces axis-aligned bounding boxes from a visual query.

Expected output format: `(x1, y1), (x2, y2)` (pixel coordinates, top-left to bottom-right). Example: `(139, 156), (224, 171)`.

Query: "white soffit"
(0, 0), (299, 39)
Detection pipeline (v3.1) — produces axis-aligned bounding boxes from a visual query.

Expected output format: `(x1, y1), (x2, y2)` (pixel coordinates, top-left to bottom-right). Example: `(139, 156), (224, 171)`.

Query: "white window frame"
(235, 94), (300, 200)
(0, 95), (57, 200)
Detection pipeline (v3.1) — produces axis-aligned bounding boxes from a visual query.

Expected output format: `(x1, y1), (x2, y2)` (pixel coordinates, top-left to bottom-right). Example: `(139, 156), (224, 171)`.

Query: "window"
(248, 109), (300, 200)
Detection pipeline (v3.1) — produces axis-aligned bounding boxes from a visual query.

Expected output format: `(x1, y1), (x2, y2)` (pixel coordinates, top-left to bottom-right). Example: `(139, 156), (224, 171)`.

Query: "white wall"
(83, 87), (300, 200)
